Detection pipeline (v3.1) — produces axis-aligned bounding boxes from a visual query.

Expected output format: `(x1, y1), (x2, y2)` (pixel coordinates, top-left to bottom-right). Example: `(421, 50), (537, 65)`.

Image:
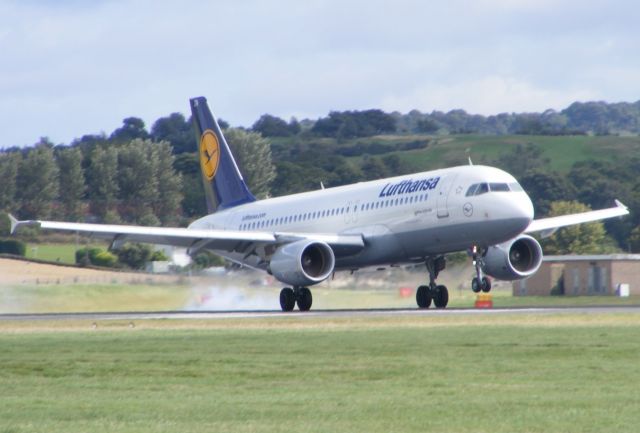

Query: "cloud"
(380, 75), (598, 115)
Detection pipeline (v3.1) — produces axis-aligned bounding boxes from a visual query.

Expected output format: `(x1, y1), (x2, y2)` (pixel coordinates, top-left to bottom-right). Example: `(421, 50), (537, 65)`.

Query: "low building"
(513, 255), (640, 296)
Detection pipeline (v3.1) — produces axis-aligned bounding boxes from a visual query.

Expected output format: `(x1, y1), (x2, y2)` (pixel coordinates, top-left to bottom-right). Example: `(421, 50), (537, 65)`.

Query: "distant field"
(355, 134), (640, 172)
(24, 242), (106, 264)
(1, 313), (639, 433)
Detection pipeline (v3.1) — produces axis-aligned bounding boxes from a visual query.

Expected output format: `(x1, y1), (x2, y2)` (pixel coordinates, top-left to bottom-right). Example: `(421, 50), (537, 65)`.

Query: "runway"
(1, 305), (639, 321)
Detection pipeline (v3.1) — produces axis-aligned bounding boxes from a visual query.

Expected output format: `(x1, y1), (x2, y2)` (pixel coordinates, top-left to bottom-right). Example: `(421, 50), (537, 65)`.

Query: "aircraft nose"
(513, 193), (534, 228)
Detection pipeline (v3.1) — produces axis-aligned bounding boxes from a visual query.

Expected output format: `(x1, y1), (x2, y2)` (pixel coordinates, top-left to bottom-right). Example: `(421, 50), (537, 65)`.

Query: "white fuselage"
(189, 165), (534, 270)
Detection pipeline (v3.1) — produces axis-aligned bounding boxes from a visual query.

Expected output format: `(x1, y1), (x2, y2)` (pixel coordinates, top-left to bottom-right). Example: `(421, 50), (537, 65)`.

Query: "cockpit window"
(465, 184), (479, 197)
(466, 183), (489, 196)
(476, 183), (489, 195)
(489, 183), (510, 192)
(509, 182), (524, 192)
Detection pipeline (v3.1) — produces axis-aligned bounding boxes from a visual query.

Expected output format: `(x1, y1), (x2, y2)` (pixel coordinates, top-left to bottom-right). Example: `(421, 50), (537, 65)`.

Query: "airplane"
(10, 96), (630, 311)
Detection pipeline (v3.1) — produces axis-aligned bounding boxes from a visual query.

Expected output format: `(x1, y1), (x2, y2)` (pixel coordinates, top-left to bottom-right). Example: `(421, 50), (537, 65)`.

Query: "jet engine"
(269, 240), (336, 287)
(481, 234), (543, 280)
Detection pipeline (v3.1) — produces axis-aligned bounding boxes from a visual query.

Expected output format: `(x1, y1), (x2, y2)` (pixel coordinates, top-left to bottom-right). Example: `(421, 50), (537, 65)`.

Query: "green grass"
(362, 134), (640, 173)
(3, 281), (640, 315)
(1, 315), (640, 432)
(0, 283), (191, 314)
(24, 243), (103, 264)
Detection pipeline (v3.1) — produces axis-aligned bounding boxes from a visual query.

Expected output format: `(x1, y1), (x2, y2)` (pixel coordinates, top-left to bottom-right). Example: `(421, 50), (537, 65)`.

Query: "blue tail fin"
(190, 97), (256, 213)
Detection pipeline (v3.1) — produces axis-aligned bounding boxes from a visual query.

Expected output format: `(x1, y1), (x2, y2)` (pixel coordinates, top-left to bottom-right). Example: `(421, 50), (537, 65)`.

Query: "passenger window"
(489, 183), (510, 192)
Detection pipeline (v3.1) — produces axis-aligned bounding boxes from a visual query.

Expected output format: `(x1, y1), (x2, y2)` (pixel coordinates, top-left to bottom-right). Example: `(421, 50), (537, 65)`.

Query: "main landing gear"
(470, 245), (492, 293)
(416, 256), (449, 309)
(279, 287), (312, 312)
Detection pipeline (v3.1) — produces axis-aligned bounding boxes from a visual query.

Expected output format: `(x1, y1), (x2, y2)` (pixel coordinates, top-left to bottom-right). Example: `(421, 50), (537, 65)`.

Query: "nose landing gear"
(470, 245), (492, 293)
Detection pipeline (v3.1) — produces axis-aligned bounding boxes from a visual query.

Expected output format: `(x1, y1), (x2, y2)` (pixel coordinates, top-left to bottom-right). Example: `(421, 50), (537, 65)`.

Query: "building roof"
(543, 254), (640, 262)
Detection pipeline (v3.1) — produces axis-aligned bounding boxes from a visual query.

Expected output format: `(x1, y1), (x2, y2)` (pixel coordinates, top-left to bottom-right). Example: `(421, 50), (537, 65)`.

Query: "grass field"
(373, 134), (640, 173)
(4, 279), (640, 315)
(0, 283), (192, 313)
(1, 313), (639, 433)
(24, 243), (100, 264)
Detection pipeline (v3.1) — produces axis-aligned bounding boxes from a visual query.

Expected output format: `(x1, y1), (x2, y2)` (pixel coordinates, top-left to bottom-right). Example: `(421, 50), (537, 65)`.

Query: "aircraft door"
(436, 174), (458, 218)
(344, 200), (360, 225)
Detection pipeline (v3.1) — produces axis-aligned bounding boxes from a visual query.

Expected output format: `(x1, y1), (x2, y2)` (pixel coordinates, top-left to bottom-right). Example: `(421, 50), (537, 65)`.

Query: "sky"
(1, 0), (639, 148)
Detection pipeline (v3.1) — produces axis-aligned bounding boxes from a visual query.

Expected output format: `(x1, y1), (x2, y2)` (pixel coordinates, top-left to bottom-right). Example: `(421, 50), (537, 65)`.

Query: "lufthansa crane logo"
(200, 130), (220, 180)
(463, 202), (474, 217)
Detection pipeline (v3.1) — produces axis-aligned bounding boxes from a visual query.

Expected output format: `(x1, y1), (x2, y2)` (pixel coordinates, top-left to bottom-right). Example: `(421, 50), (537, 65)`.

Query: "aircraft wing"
(8, 215), (364, 255)
(524, 200), (629, 238)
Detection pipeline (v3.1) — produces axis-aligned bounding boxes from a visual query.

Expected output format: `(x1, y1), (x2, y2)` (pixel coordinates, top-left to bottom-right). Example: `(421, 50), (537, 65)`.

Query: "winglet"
(8, 214), (19, 235)
(7, 214), (39, 235)
(615, 199), (628, 211)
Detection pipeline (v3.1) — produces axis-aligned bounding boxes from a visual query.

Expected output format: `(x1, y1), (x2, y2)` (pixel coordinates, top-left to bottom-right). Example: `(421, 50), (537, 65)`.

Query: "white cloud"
(380, 76), (597, 115)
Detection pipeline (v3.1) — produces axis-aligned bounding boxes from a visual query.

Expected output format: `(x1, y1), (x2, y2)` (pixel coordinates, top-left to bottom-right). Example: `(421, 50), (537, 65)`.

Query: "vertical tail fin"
(190, 97), (256, 213)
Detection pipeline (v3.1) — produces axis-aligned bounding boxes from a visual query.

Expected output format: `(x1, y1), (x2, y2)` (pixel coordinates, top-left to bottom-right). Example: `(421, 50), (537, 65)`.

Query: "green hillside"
(339, 134), (640, 173)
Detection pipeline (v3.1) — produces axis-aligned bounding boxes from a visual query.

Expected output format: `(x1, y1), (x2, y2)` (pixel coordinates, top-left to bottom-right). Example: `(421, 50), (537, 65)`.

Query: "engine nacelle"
(482, 234), (543, 280)
(269, 240), (335, 287)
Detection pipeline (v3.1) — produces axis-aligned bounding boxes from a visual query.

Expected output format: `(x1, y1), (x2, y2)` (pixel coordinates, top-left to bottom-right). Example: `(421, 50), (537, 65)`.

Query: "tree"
(56, 147), (85, 220)
(117, 139), (159, 224)
(541, 201), (617, 255)
(417, 118), (440, 133)
(360, 156), (389, 180)
(496, 143), (550, 175)
(152, 141), (183, 225)
(224, 128), (276, 199)
(252, 114), (292, 137)
(16, 143), (59, 219)
(173, 153), (206, 217)
(311, 110), (396, 138)
(288, 117), (301, 135)
(87, 146), (119, 221)
(110, 117), (150, 143)
(519, 170), (576, 217)
(115, 243), (152, 269)
(151, 113), (194, 154)
(271, 161), (329, 196)
(0, 152), (21, 212)
(568, 159), (638, 247)
(629, 226), (640, 253)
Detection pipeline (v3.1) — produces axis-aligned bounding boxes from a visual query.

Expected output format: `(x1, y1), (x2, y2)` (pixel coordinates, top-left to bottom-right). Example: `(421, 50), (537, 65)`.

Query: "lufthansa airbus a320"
(10, 97), (629, 311)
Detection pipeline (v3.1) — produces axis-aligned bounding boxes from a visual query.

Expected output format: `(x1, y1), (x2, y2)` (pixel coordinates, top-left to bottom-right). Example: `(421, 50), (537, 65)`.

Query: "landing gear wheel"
(472, 277), (491, 293)
(296, 287), (313, 311)
(416, 285), (432, 309)
(279, 287), (295, 312)
(471, 277), (482, 293)
(433, 285), (449, 308)
(481, 277), (492, 293)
